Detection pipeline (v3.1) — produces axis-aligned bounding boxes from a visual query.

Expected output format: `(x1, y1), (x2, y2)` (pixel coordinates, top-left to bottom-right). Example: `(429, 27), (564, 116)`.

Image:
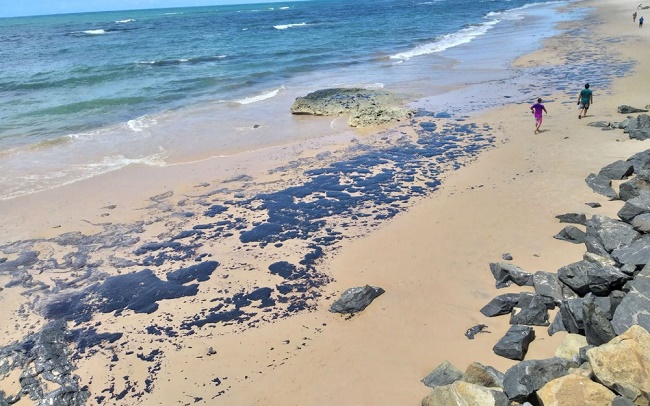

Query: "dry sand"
(1, 0), (650, 404)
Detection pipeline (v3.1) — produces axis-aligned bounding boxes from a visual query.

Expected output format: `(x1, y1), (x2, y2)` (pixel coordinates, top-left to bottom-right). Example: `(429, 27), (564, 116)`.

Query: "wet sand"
(1, 0), (649, 404)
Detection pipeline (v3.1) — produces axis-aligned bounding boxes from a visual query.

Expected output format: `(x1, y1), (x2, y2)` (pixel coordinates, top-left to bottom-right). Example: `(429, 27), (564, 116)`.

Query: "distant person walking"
(577, 83), (593, 119)
(640, 16), (645, 27)
(634, 11), (638, 22)
(530, 98), (548, 134)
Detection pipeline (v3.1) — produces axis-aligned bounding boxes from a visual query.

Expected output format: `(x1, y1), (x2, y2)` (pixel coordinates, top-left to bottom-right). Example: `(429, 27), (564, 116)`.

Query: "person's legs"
(535, 117), (542, 133)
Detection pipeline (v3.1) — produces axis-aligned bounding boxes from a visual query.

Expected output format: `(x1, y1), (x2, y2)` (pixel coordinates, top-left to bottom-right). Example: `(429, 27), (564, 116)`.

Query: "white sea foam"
(115, 19), (136, 23)
(364, 83), (385, 89)
(127, 115), (158, 132)
(236, 86), (285, 104)
(273, 22), (307, 30)
(389, 20), (499, 60)
(82, 29), (107, 35)
(279, 6), (290, 10)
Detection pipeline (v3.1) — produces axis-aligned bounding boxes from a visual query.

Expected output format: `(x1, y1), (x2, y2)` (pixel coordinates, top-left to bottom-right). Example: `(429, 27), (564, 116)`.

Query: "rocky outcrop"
(421, 147), (650, 405)
(290, 88), (414, 127)
(421, 360), (463, 388)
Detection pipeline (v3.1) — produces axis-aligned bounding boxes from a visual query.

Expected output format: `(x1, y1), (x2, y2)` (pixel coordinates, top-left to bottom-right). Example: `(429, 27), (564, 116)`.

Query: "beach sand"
(1, 0), (649, 404)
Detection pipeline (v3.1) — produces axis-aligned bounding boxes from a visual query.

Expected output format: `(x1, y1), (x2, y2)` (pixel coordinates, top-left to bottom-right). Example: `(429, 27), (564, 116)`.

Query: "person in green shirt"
(577, 83), (593, 119)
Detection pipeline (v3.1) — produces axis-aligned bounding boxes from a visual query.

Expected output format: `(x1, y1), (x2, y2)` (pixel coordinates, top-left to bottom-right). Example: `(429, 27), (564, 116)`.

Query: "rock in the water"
(329, 285), (385, 314)
(422, 381), (509, 406)
(502, 357), (577, 402)
(290, 88), (413, 127)
(493, 324), (535, 361)
(536, 374), (617, 406)
(586, 325), (650, 404)
(421, 360), (463, 388)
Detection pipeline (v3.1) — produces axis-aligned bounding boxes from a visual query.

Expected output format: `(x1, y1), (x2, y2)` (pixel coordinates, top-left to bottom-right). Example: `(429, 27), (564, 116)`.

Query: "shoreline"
(2, 0), (650, 404)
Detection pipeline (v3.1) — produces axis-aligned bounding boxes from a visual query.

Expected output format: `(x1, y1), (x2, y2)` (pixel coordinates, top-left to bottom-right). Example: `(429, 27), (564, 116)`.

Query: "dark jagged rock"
(631, 212), (650, 232)
(557, 260), (630, 296)
(480, 293), (520, 317)
(626, 148), (650, 173)
(611, 234), (650, 266)
(517, 291), (556, 310)
(611, 267), (650, 334)
(553, 226), (586, 244)
(509, 294), (549, 326)
(585, 173), (618, 200)
(489, 262), (533, 289)
(560, 298), (585, 334)
(585, 215), (639, 254)
(618, 105), (649, 114)
(619, 176), (650, 201)
(421, 360), (463, 388)
(502, 357), (577, 402)
(533, 271), (577, 305)
(584, 235), (612, 258)
(598, 160), (634, 180)
(583, 294), (617, 346)
(548, 310), (567, 336)
(618, 191), (650, 222)
(492, 325), (535, 361)
(329, 285), (385, 314)
(555, 212), (587, 225)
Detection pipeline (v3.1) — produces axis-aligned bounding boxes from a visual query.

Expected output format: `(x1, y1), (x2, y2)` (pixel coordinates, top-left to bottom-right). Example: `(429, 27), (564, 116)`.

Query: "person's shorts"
(535, 116), (543, 125)
(579, 102), (590, 109)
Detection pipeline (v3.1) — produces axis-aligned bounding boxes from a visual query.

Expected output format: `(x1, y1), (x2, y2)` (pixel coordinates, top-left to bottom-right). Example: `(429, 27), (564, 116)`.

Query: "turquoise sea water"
(0, 0), (579, 200)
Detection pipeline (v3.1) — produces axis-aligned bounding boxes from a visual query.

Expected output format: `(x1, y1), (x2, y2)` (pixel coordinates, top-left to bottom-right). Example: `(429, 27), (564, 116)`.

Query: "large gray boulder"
(329, 285), (385, 314)
(583, 294), (617, 346)
(611, 267), (650, 334)
(618, 191), (650, 222)
(599, 159), (634, 180)
(502, 357), (577, 402)
(509, 294), (549, 326)
(421, 360), (463, 388)
(585, 173), (618, 200)
(533, 271), (577, 305)
(619, 176), (650, 201)
(611, 234), (650, 267)
(585, 215), (639, 253)
(489, 262), (533, 288)
(557, 260), (630, 296)
(480, 293), (520, 317)
(493, 325), (535, 361)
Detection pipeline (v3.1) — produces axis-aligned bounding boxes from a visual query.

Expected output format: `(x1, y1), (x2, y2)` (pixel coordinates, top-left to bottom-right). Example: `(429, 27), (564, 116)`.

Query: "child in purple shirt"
(530, 98), (548, 134)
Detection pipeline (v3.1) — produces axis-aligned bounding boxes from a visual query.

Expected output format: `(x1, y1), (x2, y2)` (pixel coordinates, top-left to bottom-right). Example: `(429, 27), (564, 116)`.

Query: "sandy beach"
(1, 0), (650, 404)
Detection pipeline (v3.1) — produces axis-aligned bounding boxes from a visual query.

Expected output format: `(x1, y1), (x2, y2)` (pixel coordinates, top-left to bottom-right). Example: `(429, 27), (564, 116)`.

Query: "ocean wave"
(81, 29), (107, 35)
(127, 115), (158, 132)
(236, 86), (285, 105)
(115, 19), (136, 23)
(279, 6), (290, 9)
(137, 55), (227, 66)
(389, 19), (499, 60)
(0, 153), (167, 201)
(273, 22), (308, 30)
